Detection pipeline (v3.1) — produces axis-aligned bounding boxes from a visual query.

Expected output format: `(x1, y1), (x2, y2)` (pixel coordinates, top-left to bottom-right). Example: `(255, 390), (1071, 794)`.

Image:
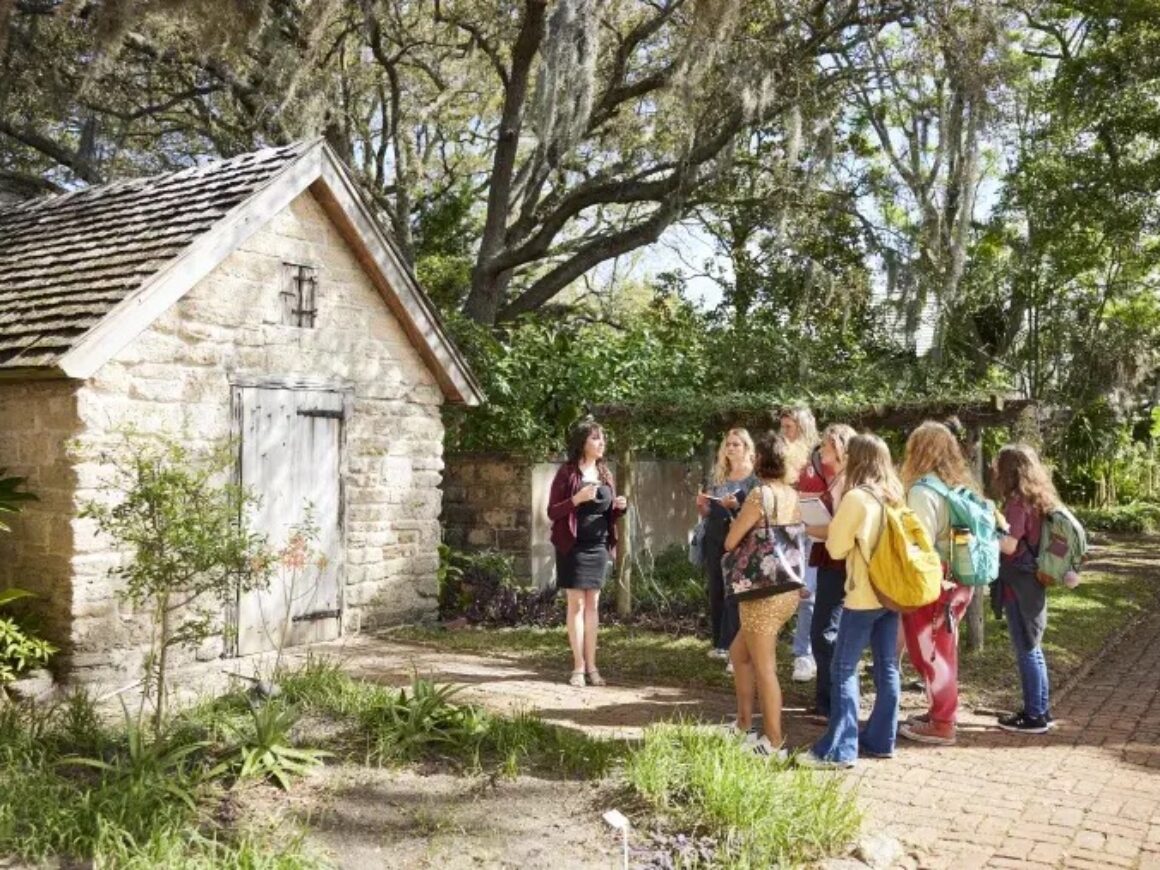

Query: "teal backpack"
(915, 476), (1002, 587)
(1035, 506), (1088, 585)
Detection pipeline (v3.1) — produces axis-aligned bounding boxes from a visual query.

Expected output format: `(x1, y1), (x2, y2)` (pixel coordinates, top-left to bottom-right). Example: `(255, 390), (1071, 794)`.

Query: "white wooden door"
(235, 385), (344, 655)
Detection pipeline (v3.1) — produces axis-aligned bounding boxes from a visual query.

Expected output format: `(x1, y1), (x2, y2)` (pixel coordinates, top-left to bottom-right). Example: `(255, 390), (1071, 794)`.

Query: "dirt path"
(292, 593), (1160, 869)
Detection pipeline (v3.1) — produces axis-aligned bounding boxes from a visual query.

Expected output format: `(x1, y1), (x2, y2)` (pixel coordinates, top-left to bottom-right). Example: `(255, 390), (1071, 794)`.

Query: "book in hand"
(798, 497), (832, 535)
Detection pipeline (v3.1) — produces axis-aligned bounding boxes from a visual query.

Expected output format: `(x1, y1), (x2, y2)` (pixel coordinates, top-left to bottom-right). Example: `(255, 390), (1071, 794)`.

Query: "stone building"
(0, 141), (482, 684)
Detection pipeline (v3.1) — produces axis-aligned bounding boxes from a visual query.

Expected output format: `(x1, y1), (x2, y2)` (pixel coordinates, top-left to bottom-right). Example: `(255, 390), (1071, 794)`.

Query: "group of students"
(694, 408), (1074, 765)
(546, 410), (1074, 767)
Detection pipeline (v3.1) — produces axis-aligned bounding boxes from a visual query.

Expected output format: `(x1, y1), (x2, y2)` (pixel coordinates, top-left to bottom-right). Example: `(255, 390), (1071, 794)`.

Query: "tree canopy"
(4, 0), (1160, 498)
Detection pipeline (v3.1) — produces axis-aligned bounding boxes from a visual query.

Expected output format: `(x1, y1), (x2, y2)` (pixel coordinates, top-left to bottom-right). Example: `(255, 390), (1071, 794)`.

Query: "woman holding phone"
(548, 419), (628, 688)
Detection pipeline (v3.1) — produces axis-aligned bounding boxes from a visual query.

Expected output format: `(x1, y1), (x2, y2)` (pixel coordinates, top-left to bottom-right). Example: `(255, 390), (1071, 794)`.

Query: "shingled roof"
(0, 140), (482, 404)
(0, 143), (307, 370)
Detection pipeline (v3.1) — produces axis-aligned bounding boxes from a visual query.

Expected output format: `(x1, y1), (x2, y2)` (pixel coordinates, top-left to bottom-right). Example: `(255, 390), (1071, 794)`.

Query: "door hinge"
(292, 609), (341, 623)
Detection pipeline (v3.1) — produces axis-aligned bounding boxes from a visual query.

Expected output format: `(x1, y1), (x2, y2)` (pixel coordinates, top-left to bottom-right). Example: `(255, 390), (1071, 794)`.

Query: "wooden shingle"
(0, 143), (306, 369)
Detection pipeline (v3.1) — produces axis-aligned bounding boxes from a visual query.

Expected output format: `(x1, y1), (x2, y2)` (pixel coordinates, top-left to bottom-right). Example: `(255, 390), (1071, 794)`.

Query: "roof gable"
(0, 141), (482, 405)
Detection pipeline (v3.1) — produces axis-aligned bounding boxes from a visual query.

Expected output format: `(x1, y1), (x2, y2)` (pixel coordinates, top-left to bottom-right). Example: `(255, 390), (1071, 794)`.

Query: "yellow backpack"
(858, 487), (943, 612)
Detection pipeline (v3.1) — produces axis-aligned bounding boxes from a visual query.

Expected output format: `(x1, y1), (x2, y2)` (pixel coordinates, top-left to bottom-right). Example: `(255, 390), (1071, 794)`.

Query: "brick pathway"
(847, 607), (1160, 869)
(297, 604), (1160, 869)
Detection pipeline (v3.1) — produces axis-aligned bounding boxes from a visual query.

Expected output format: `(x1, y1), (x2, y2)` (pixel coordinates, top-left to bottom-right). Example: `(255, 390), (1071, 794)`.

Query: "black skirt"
(556, 542), (611, 590)
(557, 484), (613, 590)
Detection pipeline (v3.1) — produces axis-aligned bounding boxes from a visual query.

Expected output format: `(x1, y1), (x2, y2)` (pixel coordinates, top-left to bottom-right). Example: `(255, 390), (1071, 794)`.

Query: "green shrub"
(217, 700), (330, 790)
(625, 724), (862, 868)
(1074, 502), (1160, 533)
(279, 659), (618, 778)
(437, 546), (560, 626)
(634, 544), (705, 614)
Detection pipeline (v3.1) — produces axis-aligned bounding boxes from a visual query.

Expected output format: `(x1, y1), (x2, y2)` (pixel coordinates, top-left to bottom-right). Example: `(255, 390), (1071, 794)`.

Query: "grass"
(624, 723), (861, 868)
(397, 536), (1160, 716)
(278, 656), (624, 779)
(392, 623), (771, 690)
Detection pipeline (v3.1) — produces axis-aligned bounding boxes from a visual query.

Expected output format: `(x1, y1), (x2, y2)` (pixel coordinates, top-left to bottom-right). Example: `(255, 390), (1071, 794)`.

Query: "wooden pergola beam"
(590, 395), (1044, 436)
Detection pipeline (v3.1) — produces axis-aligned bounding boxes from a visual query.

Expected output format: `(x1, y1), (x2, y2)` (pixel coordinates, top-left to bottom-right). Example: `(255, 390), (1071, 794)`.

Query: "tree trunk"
(965, 425), (985, 653)
(464, 0), (548, 324)
(155, 595), (172, 735)
(614, 441), (635, 617)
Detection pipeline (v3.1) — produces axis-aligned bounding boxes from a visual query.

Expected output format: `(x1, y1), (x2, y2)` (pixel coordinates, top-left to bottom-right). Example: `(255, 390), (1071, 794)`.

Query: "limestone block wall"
(65, 189), (445, 683)
(442, 454), (702, 589)
(440, 454), (536, 579)
(0, 380), (81, 652)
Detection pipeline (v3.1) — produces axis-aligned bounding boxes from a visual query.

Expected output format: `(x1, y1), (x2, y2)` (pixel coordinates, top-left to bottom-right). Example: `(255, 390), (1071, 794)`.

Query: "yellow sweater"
(825, 487), (886, 610)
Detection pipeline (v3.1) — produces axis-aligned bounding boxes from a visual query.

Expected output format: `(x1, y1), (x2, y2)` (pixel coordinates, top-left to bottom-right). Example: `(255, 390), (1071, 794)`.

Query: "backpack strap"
(856, 485), (887, 563)
(912, 475), (950, 499)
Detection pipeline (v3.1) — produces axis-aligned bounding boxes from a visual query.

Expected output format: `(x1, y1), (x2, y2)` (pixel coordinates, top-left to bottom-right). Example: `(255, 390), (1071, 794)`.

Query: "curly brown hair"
(900, 421), (979, 492)
(565, 419), (611, 484)
(753, 431), (791, 482)
(992, 444), (1059, 514)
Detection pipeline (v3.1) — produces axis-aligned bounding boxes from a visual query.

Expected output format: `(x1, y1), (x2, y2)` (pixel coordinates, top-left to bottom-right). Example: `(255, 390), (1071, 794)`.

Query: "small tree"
(82, 437), (271, 732)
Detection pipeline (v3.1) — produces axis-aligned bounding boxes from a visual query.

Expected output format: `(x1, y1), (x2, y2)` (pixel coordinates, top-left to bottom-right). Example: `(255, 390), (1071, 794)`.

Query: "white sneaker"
(792, 655), (817, 682)
(749, 735), (788, 762)
(725, 661), (734, 675)
(707, 647), (729, 660)
(716, 720), (759, 742)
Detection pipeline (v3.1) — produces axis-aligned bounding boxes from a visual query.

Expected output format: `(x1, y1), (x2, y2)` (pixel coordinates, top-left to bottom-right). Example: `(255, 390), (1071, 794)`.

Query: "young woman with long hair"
(780, 405), (821, 683)
(897, 421), (980, 746)
(722, 432), (805, 760)
(696, 429), (758, 659)
(801, 423), (857, 722)
(547, 420), (628, 688)
(991, 444), (1070, 734)
(804, 433), (903, 767)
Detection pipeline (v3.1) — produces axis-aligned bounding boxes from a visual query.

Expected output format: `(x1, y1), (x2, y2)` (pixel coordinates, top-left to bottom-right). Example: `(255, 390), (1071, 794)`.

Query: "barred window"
(280, 263), (318, 328)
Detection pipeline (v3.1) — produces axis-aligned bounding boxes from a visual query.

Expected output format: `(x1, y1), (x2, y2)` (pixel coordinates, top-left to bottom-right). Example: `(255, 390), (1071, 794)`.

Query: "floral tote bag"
(721, 485), (807, 601)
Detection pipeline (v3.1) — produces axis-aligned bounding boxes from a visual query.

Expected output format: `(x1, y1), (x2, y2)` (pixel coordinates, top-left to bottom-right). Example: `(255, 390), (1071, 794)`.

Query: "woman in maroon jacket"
(548, 419), (627, 688)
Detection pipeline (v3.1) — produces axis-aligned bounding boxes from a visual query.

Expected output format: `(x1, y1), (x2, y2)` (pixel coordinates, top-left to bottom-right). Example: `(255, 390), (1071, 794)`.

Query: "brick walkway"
(848, 607), (1160, 869)
(301, 604), (1160, 869)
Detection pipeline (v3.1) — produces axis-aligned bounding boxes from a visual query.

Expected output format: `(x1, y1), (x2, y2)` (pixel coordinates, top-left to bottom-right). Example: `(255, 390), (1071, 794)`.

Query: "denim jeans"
(792, 561), (818, 658)
(1004, 598), (1049, 718)
(810, 566), (846, 716)
(812, 607), (900, 764)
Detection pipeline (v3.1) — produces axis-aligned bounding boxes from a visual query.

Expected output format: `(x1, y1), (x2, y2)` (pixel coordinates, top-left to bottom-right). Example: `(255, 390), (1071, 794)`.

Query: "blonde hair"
(845, 434), (904, 505)
(822, 423), (857, 467)
(900, 421), (979, 492)
(993, 444), (1060, 515)
(780, 405), (819, 448)
(711, 428), (755, 485)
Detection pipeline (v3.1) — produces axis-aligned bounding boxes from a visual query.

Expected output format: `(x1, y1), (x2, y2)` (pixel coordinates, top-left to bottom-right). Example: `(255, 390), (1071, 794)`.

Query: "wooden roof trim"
(43, 141), (482, 405)
(311, 149), (483, 406)
(56, 143), (326, 379)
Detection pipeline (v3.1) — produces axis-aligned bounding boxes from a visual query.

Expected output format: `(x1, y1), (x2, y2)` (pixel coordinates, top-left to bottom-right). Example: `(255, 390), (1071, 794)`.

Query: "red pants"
(902, 584), (974, 725)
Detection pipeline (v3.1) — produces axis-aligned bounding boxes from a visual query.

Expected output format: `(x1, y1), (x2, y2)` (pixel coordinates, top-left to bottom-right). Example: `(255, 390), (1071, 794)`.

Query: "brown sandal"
(568, 671), (586, 688)
(585, 670), (606, 687)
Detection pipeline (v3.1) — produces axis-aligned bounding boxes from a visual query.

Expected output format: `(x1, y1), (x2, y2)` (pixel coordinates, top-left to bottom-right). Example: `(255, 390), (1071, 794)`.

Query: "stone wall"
(0, 380), (82, 653)
(62, 189), (446, 684)
(441, 454), (536, 580)
(442, 454), (702, 589)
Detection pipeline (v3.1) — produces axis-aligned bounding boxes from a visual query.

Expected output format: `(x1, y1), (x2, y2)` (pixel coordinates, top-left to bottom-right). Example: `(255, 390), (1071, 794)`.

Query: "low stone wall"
(442, 453), (702, 588)
(441, 454), (536, 579)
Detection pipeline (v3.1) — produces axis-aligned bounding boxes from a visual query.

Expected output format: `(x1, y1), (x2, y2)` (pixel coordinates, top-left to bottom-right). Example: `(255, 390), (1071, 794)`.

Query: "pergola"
(590, 394), (1048, 651)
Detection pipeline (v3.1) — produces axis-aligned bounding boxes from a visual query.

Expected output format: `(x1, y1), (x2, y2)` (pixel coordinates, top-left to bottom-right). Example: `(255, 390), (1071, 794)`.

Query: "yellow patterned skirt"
(739, 590), (800, 638)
